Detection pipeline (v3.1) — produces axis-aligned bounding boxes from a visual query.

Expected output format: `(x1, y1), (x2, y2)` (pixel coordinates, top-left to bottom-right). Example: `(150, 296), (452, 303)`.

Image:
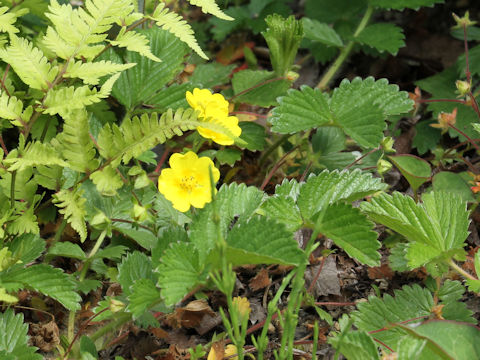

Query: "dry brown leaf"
(29, 320), (60, 352)
(249, 268), (271, 291)
(367, 264), (394, 280)
(166, 299), (215, 329)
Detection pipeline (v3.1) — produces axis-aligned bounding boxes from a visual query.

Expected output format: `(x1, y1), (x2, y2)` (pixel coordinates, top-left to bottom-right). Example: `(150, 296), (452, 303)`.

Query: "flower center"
(180, 175), (199, 193)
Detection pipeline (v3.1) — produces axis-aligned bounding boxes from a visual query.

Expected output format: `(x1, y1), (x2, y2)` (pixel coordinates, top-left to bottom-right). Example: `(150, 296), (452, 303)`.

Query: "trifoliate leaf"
(361, 191), (470, 273)
(356, 23), (405, 55)
(260, 196), (303, 232)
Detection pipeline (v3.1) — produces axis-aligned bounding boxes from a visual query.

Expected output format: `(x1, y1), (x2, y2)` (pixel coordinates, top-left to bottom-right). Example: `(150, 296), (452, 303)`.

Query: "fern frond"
(44, 73), (120, 117)
(3, 141), (67, 171)
(0, 6), (24, 34)
(64, 59), (135, 85)
(109, 27), (161, 62)
(0, 91), (24, 126)
(186, 0), (233, 20)
(149, 3), (207, 59)
(97, 108), (201, 165)
(7, 203), (39, 235)
(0, 34), (58, 90)
(56, 109), (99, 173)
(34, 165), (62, 190)
(53, 186), (87, 241)
(44, 0), (136, 60)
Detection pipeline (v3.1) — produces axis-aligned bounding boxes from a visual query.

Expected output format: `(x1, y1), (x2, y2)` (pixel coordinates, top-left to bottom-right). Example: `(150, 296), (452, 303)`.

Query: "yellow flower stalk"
(232, 296), (251, 322)
(157, 151), (220, 212)
(186, 88), (242, 145)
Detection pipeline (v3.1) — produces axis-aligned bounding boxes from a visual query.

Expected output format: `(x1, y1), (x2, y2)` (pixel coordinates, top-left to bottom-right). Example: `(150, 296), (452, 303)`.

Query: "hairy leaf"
(117, 251), (155, 296)
(127, 278), (161, 317)
(315, 203), (380, 266)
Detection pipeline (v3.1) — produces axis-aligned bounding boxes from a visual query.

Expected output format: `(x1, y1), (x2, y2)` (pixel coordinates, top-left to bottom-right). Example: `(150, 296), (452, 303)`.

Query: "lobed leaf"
(186, 0), (233, 20)
(53, 186), (88, 242)
(127, 278), (161, 317)
(0, 309), (42, 359)
(109, 27), (161, 62)
(356, 23), (405, 55)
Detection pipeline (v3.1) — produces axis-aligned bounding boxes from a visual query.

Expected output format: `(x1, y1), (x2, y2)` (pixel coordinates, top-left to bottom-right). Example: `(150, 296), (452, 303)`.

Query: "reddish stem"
(368, 316), (428, 335)
(0, 135), (8, 155)
(154, 148), (170, 173)
(307, 256), (326, 294)
(260, 146), (298, 190)
(1, 64), (10, 97)
(418, 98), (466, 105)
(373, 338), (394, 352)
(449, 123), (480, 153)
(229, 77), (287, 102)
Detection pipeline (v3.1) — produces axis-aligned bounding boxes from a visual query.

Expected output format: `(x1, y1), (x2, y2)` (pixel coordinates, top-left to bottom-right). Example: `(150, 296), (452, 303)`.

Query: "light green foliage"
(128, 278), (161, 317)
(186, 0), (233, 20)
(90, 165), (124, 196)
(109, 27), (161, 62)
(118, 251), (155, 296)
(0, 6), (23, 34)
(356, 23), (405, 55)
(0, 309), (42, 359)
(44, 0), (138, 60)
(53, 186), (88, 242)
(262, 14), (303, 76)
(64, 60), (136, 85)
(301, 18), (343, 47)
(0, 92), (30, 127)
(4, 141), (67, 171)
(150, 2), (208, 59)
(271, 78), (414, 148)
(56, 109), (99, 173)
(361, 192), (469, 274)
(329, 331), (380, 360)
(43, 73), (120, 117)
(370, 0), (445, 10)
(0, 34), (57, 90)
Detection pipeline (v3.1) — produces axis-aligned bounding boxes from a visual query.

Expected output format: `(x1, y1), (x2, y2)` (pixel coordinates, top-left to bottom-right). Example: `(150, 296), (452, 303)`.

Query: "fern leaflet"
(4, 141), (67, 171)
(64, 59), (136, 85)
(149, 3), (208, 59)
(53, 186), (87, 242)
(109, 27), (161, 62)
(55, 109), (99, 173)
(0, 34), (58, 90)
(0, 6), (25, 34)
(186, 0), (233, 20)
(44, 0), (138, 60)
(0, 91), (26, 127)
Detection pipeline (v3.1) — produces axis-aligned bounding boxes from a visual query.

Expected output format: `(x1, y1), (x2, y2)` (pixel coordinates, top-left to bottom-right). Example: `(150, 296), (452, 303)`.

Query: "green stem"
(316, 5), (374, 89)
(449, 259), (477, 281)
(90, 312), (132, 344)
(10, 170), (16, 207)
(258, 134), (292, 166)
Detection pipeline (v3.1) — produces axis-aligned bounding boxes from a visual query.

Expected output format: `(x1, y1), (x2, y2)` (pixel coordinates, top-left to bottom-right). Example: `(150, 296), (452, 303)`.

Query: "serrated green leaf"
(216, 148), (241, 166)
(315, 203), (380, 266)
(438, 280), (474, 323)
(356, 23), (405, 55)
(190, 63), (236, 88)
(2, 264), (80, 310)
(89, 165), (124, 196)
(46, 242), (86, 260)
(0, 309), (42, 360)
(4, 141), (68, 172)
(312, 127), (346, 155)
(8, 234), (45, 264)
(370, 0), (444, 10)
(302, 18), (343, 47)
(270, 85), (331, 133)
(298, 169), (387, 220)
(389, 243), (409, 272)
(224, 217), (306, 266)
(260, 196), (303, 232)
(127, 278), (161, 317)
(190, 183), (264, 261)
(432, 172), (475, 202)
(64, 59), (136, 85)
(109, 27), (160, 62)
(117, 251), (154, 296)
(329, 331), (380, 360)
(109, 27), (187, 109)
(236, 122), (266, 151)
(412, 120), (441, 155)
(157, 242), (206, 306)
(388, 154), (431, 192)
(53, 186), (87, 242)
(331, 77), (413, 148)
(361, 191), (469, 273)
(352, 284), (434, 347)
(231, 69), (291, 107)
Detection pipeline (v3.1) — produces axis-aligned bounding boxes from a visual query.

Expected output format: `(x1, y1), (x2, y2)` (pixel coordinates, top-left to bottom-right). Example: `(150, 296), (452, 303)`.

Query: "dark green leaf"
(302, 18), (343, 47)
(356, 23), (405, 55)
(237, 122), (266, 151)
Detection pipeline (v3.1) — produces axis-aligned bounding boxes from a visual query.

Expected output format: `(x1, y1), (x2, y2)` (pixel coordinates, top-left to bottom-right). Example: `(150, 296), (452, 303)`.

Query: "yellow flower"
(157, 151), (220, 212)
(431, 108), (457, 133)
(186, 88), (242, 145)
(224, 344), (238, 360)
(232, 296), (251, 322)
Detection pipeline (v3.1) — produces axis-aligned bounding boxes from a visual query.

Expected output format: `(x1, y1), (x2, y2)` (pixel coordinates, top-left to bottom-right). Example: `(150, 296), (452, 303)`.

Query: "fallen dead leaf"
(304, 256), (341, 298)
(29, 320), (60, 352)
(367, 264), (394, 280)
(249, 268), (271, 291)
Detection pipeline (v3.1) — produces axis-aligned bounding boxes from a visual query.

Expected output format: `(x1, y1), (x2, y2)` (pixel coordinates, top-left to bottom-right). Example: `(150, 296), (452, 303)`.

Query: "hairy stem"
(449, 259), (477, 281)
(316, 5), (373, 89)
